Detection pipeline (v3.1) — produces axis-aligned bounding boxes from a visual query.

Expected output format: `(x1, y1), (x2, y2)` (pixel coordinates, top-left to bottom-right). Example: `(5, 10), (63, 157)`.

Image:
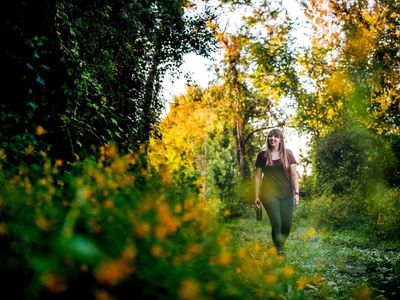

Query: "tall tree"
(0, 0), (215, 165)
(296, 0), (400, 136)
(211, 1), (299, 181)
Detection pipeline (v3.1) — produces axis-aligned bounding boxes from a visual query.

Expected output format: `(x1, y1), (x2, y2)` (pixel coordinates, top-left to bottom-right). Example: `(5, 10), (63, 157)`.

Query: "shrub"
(366, 187), (400, 240)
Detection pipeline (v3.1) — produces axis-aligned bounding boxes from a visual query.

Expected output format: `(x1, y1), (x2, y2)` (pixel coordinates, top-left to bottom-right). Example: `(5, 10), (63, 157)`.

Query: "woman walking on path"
(254, 128), (299, 255)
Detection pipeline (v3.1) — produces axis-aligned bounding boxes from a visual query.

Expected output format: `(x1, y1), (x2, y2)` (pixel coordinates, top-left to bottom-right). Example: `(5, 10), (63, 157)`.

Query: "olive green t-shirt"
(255, 149), (297, 200)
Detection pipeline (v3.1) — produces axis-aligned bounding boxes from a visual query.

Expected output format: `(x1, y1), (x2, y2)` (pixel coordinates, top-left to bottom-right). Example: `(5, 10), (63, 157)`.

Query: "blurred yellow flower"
(237, 247), (246, 258)
(311, 274), (324, 285)
(95, 259), (132, 286)
(217, 249), (232, 265)
(121, 246), (137, 262)
(281, 266), (294, 279)
(103, 199), (113, 209)
(35, 216), (51, 230)
(133, 222), (151, 238)
(105, 144), (118, 158)
(40, 272), (67, 294)
(0, 223), (7, 235)
(159, 167), (172, 185)
(154, 226), (168, 240)
(297, 276), (309, 290)
(95, 290), (116, 300)
(222, 209), (231, 217)
(54, 159), (63, 167)
(111, 159), (126, 173)
(183, 198), (194, 210)
(0, 149), (6, 160)
(174, 203), (182, 213)
(353, 286), (372, 300)
(151, 245), (163, 257)
(179, 278), (200, 300)
(36, 125), (46, 136)
(266, 245), (277, 256)
(38, 178), (48, 186)
(25, 145), (35, 155)
(218, 231), (232, 246)
(81, 187), (91, 200)
(265, 274), (277, 285)
(306, 227), (317, 239)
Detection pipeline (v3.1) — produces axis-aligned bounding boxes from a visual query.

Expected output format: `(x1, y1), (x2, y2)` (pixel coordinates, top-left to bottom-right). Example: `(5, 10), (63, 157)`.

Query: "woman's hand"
(294, 194), (299, 206)
(254, 198), (262, 210)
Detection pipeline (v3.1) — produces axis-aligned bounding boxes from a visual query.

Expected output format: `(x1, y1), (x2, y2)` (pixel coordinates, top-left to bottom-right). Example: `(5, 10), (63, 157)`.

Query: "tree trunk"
(234, 118), (250, 181)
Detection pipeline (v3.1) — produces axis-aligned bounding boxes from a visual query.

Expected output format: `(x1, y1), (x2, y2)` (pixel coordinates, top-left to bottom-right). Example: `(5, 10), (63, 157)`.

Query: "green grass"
(223, 213), (400, 299)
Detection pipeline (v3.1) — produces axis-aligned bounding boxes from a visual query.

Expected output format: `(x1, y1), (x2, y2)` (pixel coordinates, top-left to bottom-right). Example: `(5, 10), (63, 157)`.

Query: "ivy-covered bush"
(0, 0), (215, 164)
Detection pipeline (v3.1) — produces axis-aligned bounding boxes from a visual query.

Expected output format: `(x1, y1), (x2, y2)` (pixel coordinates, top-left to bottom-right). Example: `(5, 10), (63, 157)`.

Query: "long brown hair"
(264, 128), (289, 169)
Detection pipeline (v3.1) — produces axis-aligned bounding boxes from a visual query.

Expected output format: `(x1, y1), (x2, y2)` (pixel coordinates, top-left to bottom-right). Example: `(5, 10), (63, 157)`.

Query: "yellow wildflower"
(154, 226), (168, 240)
(306, 227), (317, 239)
(54, 159), (63, 167)
(103, 199), (114, 209)
(95, 290), (116, 300)
(179, 278), (200, 300)
(36, 125), (46, 136)
(217, 249), (232, 265)
(217, 231), (232, 246)
(237, 247), (246, 258)
(35, 216), (51, 230)
(174, 203), (182, 213)
(134, 222), (151, 238)
(121, 246), (137, 262)
(353, 286), (372, 300)
(297, 276), (309, 290)
(281, 266), (294, 279)
(25, 145), (35, 155)
(95, 259), (132, 286)
(0, 223), (7, 235)
(0, 149), (6, 160)
(105, 144), (118, 158)
(151, 245), (163, 257)
(222, 209), (231, 217)
(266, 245), (277, 256)
(311, 274), (324, 285)
(81, 187), (91, 200)
(40, 272), (67, 294)
(265, 274), (277, 285)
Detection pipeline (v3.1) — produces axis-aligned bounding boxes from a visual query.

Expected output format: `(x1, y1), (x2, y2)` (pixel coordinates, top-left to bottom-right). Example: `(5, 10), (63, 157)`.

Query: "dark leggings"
(262, 196), (294, 252)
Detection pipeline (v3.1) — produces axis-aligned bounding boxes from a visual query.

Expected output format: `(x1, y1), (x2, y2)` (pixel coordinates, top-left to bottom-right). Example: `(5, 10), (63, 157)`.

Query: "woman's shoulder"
(257, 149), (267, 157)
(285, 148), (297, 163)
(255, 149), (266, 161)
(285, 148), (293, 155)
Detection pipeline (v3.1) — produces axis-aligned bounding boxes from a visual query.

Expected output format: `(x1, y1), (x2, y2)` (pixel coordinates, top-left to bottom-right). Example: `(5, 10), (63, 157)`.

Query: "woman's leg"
(263, 197), (284, 252)
(279, 196), (294, 248)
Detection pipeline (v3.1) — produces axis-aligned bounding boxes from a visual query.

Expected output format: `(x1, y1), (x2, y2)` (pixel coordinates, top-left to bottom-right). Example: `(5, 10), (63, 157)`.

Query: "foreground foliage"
(1, 146), (313, 299)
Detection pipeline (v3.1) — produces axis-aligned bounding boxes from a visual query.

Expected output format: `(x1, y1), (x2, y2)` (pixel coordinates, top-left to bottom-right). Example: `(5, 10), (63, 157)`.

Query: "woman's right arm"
(255, 167), (262, 208)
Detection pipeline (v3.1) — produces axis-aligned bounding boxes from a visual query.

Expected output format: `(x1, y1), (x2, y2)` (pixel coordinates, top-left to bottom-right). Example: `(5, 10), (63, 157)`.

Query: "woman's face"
(268, 134), (281, 148)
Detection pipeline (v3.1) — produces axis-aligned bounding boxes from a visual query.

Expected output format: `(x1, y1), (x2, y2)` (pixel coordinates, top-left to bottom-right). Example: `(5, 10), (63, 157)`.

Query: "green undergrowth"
(223, 214), (400, 300)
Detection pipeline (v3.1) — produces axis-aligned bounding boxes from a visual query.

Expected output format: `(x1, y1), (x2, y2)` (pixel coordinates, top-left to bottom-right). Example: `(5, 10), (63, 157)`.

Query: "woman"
(254, 128), (299, 255)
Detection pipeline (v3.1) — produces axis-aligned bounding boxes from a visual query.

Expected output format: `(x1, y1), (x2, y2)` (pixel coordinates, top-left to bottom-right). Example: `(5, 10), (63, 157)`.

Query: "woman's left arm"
(290, 163), (299, 206)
